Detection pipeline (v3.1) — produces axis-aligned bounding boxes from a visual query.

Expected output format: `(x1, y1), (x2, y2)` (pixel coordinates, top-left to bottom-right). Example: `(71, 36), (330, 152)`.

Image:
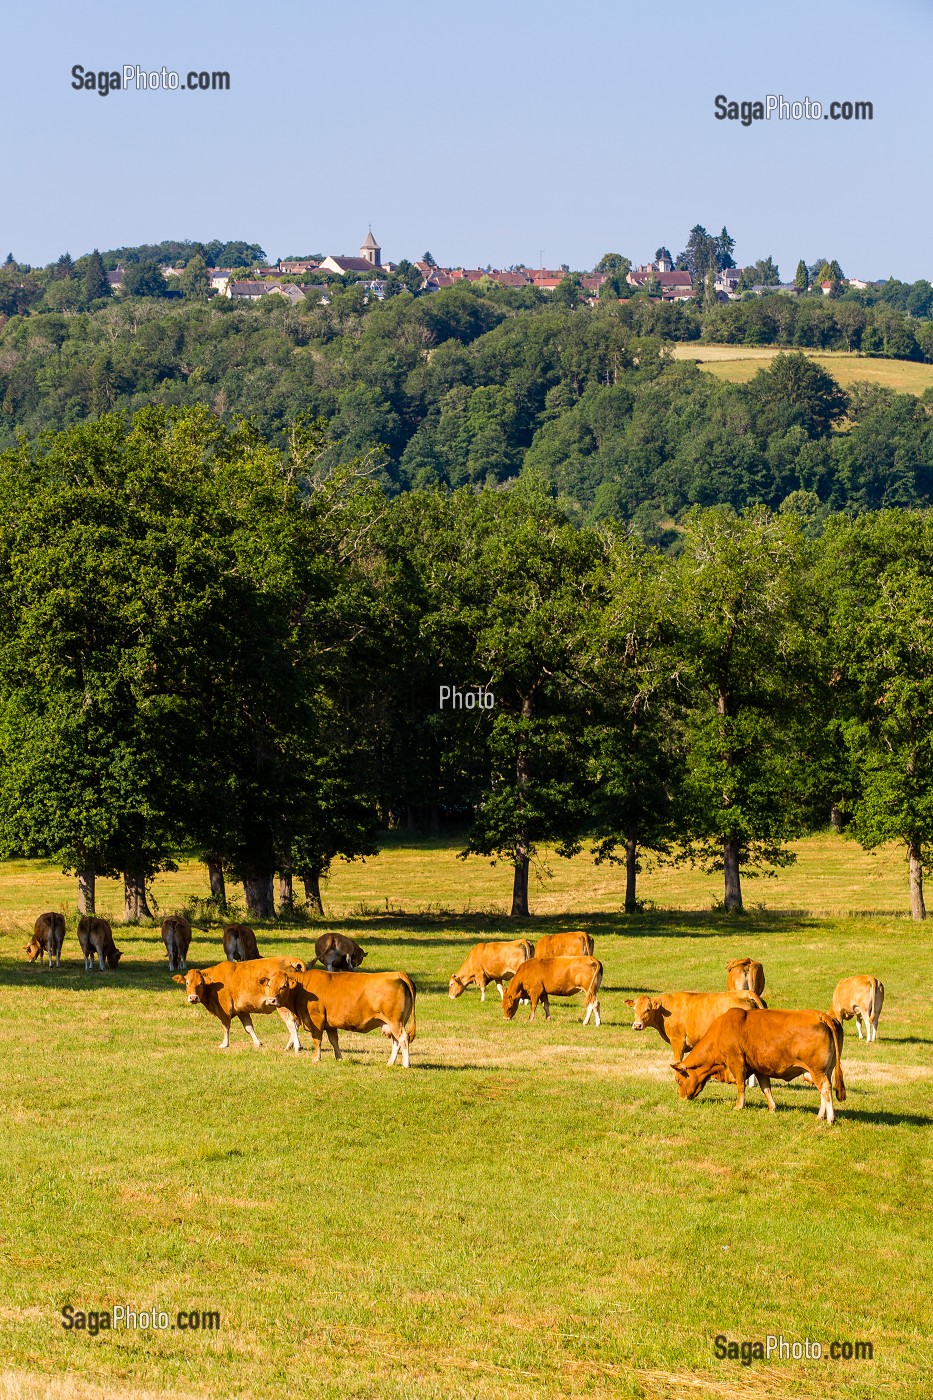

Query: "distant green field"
(0, 835), (930, 1400)
(671, 343), (933, 394)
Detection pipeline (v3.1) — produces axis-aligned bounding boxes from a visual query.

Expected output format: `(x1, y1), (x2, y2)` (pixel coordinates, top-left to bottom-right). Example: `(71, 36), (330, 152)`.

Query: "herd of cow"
(24, 915), (885, 1121)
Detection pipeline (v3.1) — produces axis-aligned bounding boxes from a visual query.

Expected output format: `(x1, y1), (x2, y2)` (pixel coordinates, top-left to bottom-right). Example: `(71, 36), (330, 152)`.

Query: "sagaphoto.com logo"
(714, 94), (873, 126)
(71, 65), (230, 96)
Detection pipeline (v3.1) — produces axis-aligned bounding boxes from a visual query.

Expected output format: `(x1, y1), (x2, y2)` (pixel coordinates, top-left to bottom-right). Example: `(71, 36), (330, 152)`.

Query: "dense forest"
(0, 407), (931, 922)
(2, 283), (933, 523)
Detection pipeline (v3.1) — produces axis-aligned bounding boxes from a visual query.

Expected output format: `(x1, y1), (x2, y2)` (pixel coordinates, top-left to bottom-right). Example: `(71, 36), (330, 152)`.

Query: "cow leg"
(399, 1028), (411, 1068)
(311, 1031), (323, 1064)
(496, 981), (505, 999)
(757, 1075), (777, 1112)
(669, 1034), (687, 1064)
(541, 992), (551, 1022)
(239, 1013), (263, 1048)
(855, 1012), (864, 1040)
(97, 947), (105, 972)
(528, 991), (537, 1022)
(217, 1015), (232, 1050)
(326, 1028), (342, 1061)
(816, 1075), (834, 1122)
(387, 1034), (400, 1066)
(729, 1057), (747, 1110)
(276, 1008), (301, 1052)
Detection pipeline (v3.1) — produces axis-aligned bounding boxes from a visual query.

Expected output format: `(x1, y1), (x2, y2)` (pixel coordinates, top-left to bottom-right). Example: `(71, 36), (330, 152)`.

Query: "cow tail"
(520, 940), (534, 961)
(869, 977), (878, 1029)
(586, 959), (603, 1000)
(820, 1013), (846, 1102)
(585, 931), (594, 956)
(400, 973), (416, 1043)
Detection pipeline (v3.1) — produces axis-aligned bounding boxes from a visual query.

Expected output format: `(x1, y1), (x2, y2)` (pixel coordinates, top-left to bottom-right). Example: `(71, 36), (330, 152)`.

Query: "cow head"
(671, 1060), (707, 1100)
(106, 947), (123, 969)
(263, 970), (295, 1009)
(24, 937), (43, 962)
(625, 996), (663, 1032)
(448, 974), (466, 999)
(502, 979), (523, 1021)
(174, 969), (209, 1004)
(350, 946), (367, 968)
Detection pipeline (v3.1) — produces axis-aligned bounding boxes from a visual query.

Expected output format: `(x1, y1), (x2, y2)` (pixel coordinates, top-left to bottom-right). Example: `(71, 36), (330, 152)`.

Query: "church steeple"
(360, 228), (381, 267)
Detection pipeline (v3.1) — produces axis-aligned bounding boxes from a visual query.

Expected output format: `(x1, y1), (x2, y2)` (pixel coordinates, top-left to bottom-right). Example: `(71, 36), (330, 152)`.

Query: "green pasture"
(0, 835), (931, 1399)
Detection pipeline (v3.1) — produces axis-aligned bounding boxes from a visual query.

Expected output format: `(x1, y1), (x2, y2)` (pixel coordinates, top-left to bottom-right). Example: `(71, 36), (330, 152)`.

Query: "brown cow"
(533, 931), (594, 960)
(314, 932), (367, 972)
(25, 912), (66, 968)
(174, 957), (306, 1050)
(502, 956), (603, 1025)
(625, 991), (765, 1064)
(77, 916), (122, 971)
(726, 957), (766, 1000)
(448, 939), (534, 1001)
(162, 915), (192, 973)
(831, 975), (885, 1043)
(263, 967), (417, 1066)
(671, 1008), (846, 1122)
(222, 924), (260, 962)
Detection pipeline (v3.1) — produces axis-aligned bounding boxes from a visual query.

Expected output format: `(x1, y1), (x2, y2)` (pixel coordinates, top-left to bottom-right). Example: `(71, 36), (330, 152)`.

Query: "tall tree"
(715, 227), (736, 270)
(670, 508), (816, 910)
(795, 259), (809, 290)
(83, 249), (110, 303)
(822, 513), (933, 919)
(584, 532), (685, 911)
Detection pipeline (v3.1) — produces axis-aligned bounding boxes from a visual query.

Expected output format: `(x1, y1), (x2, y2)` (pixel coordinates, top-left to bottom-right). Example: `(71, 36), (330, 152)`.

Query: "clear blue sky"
(4, 0), (930, 280)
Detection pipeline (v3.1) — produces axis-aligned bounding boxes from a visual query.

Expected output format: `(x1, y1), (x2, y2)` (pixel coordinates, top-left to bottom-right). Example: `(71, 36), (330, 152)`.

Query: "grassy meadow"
(670, 343), (933, 395)
(0, 833), (931, 1400)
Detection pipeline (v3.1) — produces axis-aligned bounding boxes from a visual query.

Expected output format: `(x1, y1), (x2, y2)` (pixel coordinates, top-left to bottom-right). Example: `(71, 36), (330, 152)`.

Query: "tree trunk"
(510, 693), (533, 918)
(909, 842), (926, 921)
(242, 873), (274, 920)
(511, 846), (530, 918)
(624, 828), (638, 913)
(302, 870), (324, 918)
(278, 857), (293, 913)
(723, 838), (743, 912)
(207, 858), (227, 913)
(77, 867), (96, 916)
(830, 803), (845, 833)
(123, 870), (152, 922)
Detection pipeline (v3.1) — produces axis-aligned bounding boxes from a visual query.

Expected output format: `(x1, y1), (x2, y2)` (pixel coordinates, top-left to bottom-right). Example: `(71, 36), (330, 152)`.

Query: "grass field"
(1, 834), (931, 1399)
(670, 343), (933, 394)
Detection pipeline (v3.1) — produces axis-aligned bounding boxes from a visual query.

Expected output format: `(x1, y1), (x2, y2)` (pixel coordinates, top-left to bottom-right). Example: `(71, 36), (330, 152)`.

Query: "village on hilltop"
(99, 230), (879, 307)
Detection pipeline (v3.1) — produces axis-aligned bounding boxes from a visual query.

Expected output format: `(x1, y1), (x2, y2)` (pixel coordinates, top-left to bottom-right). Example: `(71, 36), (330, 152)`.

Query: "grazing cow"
(25, 912), (66, 968)
(161, 915), (192, 973)
(448, 939), (534, 1001)
(174, 957), (306, 1050)
(671, 1008), (846, 1123)
(502, 956), (603, 1025)
(222, 923), (261, 962)
(726, 957), (766, 1000)
(314, 932), (367, 972)
(625, 990), (765, 1064)
(831, 975), (885, 1043)
(77, 916), (122, 971)
(533, 931), (593, 960)
(263, 967), (417, 1067)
